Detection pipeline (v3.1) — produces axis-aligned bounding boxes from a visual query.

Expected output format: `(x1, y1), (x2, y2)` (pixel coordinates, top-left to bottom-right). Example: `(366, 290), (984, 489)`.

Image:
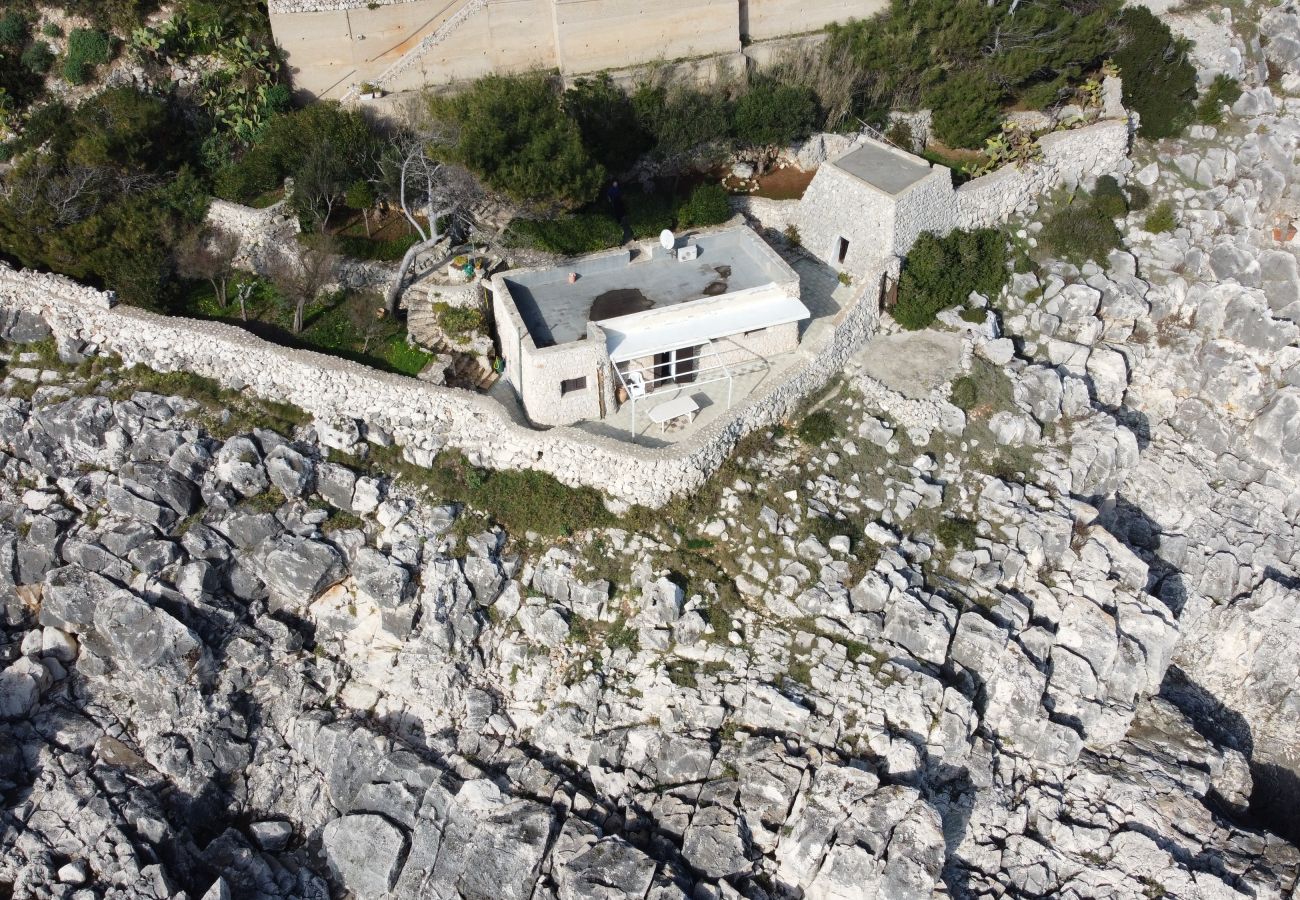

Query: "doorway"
(651, 346), (700, 386)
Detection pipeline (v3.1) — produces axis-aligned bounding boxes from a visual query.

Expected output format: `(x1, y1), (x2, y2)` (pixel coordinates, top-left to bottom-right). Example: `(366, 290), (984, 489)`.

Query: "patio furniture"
(625, 370), (646, 399)
(647, 395), (699, 433)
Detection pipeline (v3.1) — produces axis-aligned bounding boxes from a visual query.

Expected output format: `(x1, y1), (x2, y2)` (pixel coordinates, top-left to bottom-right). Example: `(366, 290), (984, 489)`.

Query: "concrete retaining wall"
(0, 259), (885, 509)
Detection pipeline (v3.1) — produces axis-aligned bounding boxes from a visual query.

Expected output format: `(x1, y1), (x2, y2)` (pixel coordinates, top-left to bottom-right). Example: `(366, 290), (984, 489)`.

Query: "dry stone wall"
(0, 261), (885, 509)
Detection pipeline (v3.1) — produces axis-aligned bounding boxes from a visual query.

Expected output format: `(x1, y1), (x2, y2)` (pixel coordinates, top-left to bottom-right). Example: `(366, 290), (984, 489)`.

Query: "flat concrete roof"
(833, 141), (933, 195)
(502, 227), (795, 347)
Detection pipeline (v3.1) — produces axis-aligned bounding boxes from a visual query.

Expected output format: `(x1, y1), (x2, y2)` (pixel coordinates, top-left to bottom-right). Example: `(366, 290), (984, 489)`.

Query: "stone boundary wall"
(952, 118), (1132, 231)
(730, 197), (800, 236)
(0, 259), (886, 509)
(269, 0), (418, 11)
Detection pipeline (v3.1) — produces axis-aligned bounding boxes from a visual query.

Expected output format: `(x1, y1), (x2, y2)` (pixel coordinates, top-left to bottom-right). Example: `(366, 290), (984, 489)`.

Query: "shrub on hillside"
(64, 28), (112, 85)
(1195, 74), (1243, 126)
(504, 214), (623, 255)
(926, 70), (1005, 149)
(936, 516), (977, 550)
(1126, 182), (1151, 211)
(1113, 7), (1197, 139)
(563, 74), (651, 174)
(732, 79), (820, 148)
(894, 228), (1009, 330)
(797, 410), (838, 444)
(21, 41), (54, 75)
(1041, 194), (1123, 262)
(632, 83), (734, 166)
(950, 376), (978, 410)
(0, 12), (28, 48)
(1144, 201), (1177, 234)
(1091, 174), (1128, 219)
(430, 72), (604, 207)
(676, 183), (732, 229)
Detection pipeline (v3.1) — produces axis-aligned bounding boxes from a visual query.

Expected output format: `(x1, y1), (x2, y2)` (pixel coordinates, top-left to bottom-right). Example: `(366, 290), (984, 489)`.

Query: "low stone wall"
(953, 118), (1132, 231)
(730, 196), (800, 235)
(0, 260), (885, 509)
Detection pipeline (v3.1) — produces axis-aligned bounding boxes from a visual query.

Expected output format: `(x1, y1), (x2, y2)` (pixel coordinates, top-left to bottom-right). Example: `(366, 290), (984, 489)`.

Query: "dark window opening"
(560, 376), (587, 396)
(836, 237), (850, 264)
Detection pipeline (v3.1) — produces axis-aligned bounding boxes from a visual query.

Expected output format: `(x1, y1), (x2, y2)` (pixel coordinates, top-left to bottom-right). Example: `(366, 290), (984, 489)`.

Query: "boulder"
(321, 813), (408, 898)
(262, 538), (346, 602)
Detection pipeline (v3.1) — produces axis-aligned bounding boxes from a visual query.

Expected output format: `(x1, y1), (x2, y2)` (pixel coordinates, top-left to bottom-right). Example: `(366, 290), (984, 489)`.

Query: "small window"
(560, 376), (587, 396)
(836, 237), (850, 264)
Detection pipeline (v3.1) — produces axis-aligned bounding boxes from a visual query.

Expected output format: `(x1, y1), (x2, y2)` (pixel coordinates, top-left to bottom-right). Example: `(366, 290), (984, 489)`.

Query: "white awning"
(602, 283), (810, 363)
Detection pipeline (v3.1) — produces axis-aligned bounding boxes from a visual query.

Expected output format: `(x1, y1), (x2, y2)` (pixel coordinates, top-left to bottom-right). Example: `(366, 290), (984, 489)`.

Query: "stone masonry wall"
(0, 260), (885, 509)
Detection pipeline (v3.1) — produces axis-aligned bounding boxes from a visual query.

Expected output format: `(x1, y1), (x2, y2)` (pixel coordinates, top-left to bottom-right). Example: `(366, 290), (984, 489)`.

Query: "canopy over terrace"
(603, 283), (811, 437)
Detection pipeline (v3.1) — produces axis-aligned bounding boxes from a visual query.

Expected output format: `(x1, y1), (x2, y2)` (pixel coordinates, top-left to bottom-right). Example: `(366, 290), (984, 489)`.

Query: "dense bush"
(563, 74), (651, 174)
(213, 102), (380, 229)
(731, 79), (820, 148)
(21, 40), (54, 74)
(1195, 74), (1243, 125)
(950, 376), (978, 410)
(0, 12), (28, 48)
(64, 28), (112, 85)
(827, 0), (1119, 147)
(797, 410), (838, 444)
(1091, 174), (1128, 219)
(0, 87), (208, 310)
(430, 72), (603, 207)
(632, 83), (733, 164)
(676, 183), (732, 228)
(894, 228), (1009, 330)
(936, 516), (977, 549)
(1144, 201), (1177, 234)
(1041, 193), (1123, 262)
(505, 214), (624, 255)
(1113, 7), (1197, 139)
(1126, 182), (1151, 211)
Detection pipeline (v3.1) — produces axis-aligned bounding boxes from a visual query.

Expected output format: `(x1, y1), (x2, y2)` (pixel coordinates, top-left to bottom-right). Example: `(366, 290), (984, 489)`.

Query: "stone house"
(490, 225), (807, 428)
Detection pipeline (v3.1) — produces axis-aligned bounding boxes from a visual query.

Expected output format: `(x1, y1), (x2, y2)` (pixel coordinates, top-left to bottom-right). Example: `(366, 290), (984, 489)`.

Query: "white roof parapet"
(603, 283), (810, 363)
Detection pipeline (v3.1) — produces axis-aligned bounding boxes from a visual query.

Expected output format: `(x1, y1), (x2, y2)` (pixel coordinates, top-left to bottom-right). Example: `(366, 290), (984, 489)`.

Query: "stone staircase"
(405, 301), (499, 391)
(343, 0), (490, 101)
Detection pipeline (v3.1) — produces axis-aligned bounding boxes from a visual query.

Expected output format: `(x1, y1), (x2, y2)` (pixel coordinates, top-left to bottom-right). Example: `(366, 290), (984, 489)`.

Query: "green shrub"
(436, 303), (485, 338)
(563, 73), (651, 173)
(1195, 74), (1243, 126)
(1126, 182), (1151, 211)
(1041, 195), (1122, 262)
(1144, 200), (1177, 234)
(926, 70), (1004, 149)
(21, 41), (54, 75)
(936, 516), (977, 550)
(64, 28), (112, 85)
(1091, 175), (1129, 219)
(676, 183), (732, 229)
(959, 306), (987, 324)
(797, 410), (838, 444)
(950, 377), (978, 410)
(732, 79), (820, 148)
(894, 228), (1009, 330)
(632, 83), (734, 165)
(0, 12), (28, 48)
(505, 213), (622, 255)
(430, 72), (604, 207)
(42, 23), (63, 38)
(1113, 7), (1197, 139)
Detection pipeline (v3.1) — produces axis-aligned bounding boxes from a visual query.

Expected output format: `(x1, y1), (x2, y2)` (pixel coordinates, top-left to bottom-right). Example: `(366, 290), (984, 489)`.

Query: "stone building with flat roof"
(491, 224), (807, 428)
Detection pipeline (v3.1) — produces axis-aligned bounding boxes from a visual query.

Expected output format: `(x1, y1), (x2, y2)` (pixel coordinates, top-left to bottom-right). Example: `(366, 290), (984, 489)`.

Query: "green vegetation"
(893, 228), (1009, 329)
(1041, 189), (1124, 263)
(366, 447), (615, 537)
(0, 12), (44, 117)
(1144, 201), (1177, 234)
(435, 303), (485, 340)
(563, 73), (651, 175)
(1195, 74), (1243, 126)
(827, 0), (1118, 147)
(1113, 7), (1197, 139)
(935, 516), (977, 550)
(64, 28), (113, 85)
(21, 40), (53, 75)
(430, 72), (604, 208)
(797, 410), (838, 445)
(0, 87), (208, 310)
(675, 183), (732, 229)
(731, 79), (820, 148)
(0, 12), (27, 47)
(950, 377), (978, 410)
(1091, 174), (1128, 219)
(172, 277), (433, 376)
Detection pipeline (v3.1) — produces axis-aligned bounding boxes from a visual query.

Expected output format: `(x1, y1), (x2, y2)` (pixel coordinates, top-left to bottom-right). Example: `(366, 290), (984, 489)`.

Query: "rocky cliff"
(5, 2), (1300, 899)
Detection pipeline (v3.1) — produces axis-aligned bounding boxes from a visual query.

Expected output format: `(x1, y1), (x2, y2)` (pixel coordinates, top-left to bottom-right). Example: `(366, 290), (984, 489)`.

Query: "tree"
(632, 83), (733, 169)
(380, 116), (481, 316)
(345, 180), (377, 237)
(175, 226), (240, 308)
(346, 292), (389, 352)
(1113, 6), (1197, 139)
(926, 70), (1004, 149)
(293, 140), (351, 232)
(268, 238), (337, 334)
(428, 72), (604, 206)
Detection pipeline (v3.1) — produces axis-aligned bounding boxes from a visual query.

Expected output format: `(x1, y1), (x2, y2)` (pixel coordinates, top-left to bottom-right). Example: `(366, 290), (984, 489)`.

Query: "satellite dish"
(659, 229), (675, 251)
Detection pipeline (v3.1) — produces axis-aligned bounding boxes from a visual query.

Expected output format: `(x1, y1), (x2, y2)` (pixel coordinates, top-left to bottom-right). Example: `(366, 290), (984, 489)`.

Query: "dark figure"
(607, 180), (632, 243)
